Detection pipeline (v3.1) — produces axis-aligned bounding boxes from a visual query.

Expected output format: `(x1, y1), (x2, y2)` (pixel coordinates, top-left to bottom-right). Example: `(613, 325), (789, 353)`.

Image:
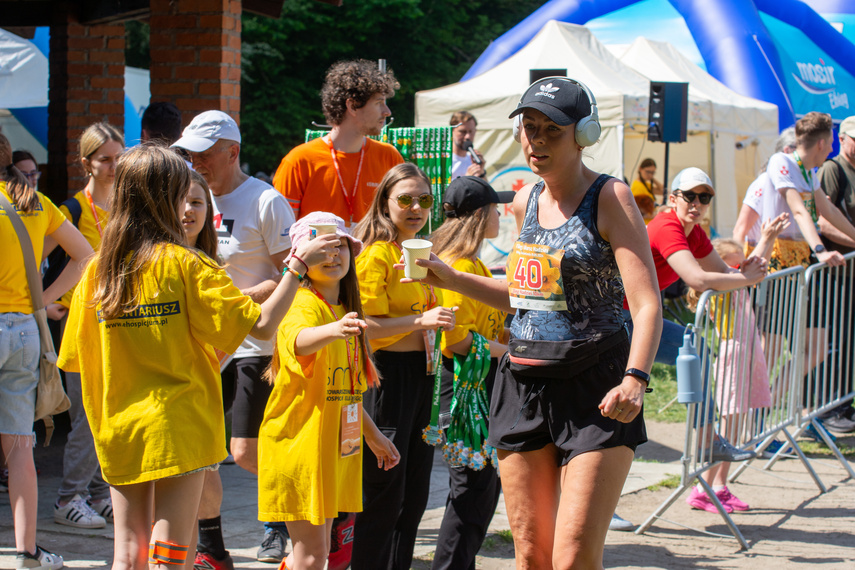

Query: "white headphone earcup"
(575, 114), (601, 147)
(513, 115), (522, 143)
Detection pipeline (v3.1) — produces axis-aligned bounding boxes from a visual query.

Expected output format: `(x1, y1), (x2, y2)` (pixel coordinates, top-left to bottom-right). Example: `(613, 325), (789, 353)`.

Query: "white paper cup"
(309, 223), (338, 239)
(401, 239), (432, 279)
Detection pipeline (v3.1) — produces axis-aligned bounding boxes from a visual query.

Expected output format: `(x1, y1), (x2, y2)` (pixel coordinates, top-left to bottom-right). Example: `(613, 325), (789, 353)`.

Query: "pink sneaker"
(716, 487), (749, 511)
(686, 486), (733, 513)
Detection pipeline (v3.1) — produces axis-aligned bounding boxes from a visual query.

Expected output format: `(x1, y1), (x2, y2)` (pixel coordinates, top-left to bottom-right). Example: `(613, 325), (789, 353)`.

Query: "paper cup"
(401, 239), (432, 279)
(309, 223), (338, 239)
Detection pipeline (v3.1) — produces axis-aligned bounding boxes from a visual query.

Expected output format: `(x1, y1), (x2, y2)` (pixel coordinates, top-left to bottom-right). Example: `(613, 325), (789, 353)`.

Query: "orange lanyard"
(324, 135), (365, 224)
(309, 287), (358, 395)
(84, 189), (105, 238)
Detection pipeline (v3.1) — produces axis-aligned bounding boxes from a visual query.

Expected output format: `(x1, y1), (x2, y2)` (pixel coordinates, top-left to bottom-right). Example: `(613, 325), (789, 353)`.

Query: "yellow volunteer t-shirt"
(258, 288), (367, 525)
(439, 257), (505, 358)
(57, 244), (261, 485)
(57, 191), (109, 308)
(356, 241), (436, 351)
(0, 182), (65, 314)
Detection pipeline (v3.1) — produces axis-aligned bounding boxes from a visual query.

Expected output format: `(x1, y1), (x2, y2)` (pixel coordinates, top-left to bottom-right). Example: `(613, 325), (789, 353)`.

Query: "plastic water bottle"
(676, 331), (703, 404)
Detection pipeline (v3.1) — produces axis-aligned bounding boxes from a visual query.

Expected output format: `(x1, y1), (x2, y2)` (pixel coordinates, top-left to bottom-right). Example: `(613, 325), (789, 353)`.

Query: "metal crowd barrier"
(635, 259), (855, 549)
(788, 251), (855, 479)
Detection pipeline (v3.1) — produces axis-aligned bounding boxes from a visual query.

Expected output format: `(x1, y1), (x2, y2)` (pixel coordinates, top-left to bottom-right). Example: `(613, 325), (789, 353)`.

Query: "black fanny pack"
(507, 328), (628, 379)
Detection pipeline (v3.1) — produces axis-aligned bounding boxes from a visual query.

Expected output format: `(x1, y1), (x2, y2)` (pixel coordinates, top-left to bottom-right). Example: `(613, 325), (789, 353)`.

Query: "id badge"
(507, 242), (567, 311)
(340, 401), (362, 458)
(423, 329), (437, 374)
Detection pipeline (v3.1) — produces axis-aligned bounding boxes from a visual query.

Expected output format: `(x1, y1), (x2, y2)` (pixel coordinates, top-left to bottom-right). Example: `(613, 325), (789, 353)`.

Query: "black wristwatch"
(625, 368), (653, 393)
(813, 244), (827, 254)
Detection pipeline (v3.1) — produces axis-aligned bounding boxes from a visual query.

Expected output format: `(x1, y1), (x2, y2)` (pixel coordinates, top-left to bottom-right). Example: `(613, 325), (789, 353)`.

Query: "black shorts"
(487, 339), (646, 466)
(221, 355), (273, 439)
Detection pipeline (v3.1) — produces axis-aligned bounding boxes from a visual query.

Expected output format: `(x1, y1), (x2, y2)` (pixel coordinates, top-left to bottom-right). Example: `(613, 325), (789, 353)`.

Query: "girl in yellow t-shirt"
(1, 133), (92, 570)
(350, 163), (457, 569)
(57, 145), (341, 570)
(427, 175), (510, 569)
(49, 121), (124, 531)
(258, 212), (399, 570)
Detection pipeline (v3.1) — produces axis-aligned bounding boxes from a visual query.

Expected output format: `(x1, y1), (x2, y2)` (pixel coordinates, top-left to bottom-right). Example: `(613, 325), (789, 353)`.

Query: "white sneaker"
(88, 497), (114, 523)
(54, 494), (107, 529)
(16, 545), (64, 570)
(609, 513), (635, 531)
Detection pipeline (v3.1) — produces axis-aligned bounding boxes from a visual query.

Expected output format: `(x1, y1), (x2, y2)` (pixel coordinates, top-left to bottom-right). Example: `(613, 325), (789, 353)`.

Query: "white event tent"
(415, 21), (779, 262)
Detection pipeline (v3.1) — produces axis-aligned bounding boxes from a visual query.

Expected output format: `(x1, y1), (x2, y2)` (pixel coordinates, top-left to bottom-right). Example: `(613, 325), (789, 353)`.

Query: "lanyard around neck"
(324, 135), (366, 224)
(792, 150), (813, 188)
(84, 189), (105, 237)
(308, 286), (358, 395)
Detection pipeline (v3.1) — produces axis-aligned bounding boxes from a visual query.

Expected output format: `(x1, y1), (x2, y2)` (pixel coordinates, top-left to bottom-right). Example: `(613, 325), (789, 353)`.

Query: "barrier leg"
(810, 418), (855, 480)
(781, 427), (827, 493)
(695, 476), (749, 550)
(634, 483), (692, 535)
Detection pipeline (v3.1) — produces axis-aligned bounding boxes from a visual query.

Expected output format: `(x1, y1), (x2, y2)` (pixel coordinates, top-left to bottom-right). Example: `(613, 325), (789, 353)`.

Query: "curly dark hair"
(321, 59), (399, 126)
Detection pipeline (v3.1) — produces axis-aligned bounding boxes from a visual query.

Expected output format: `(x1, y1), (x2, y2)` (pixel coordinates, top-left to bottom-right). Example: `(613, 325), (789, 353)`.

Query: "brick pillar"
(149, 0), (242, 127)
(48, 5), (125, 202)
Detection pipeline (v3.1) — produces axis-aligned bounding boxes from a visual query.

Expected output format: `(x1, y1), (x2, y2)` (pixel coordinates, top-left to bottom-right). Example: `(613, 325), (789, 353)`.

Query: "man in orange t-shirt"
(273, 59), (403, 226)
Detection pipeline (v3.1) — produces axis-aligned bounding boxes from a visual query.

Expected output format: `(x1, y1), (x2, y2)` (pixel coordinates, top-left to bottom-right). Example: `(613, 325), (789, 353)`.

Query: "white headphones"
(512, 77), (600, 147)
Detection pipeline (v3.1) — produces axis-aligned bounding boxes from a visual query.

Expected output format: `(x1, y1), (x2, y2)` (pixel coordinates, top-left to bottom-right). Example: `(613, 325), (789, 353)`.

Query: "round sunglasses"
(676, 190), (713, 205)
(390, 193), (434, 209)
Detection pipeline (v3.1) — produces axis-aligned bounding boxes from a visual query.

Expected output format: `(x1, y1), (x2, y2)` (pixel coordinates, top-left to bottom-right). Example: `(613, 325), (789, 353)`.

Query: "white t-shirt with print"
(742, 172), (780, 243)
(212, 176), (295, 357)
(765, 152), (821, 242)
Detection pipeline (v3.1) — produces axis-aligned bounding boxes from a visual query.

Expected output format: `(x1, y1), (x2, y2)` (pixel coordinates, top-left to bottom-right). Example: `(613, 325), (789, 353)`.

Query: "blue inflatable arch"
(463, 0), (855, 129)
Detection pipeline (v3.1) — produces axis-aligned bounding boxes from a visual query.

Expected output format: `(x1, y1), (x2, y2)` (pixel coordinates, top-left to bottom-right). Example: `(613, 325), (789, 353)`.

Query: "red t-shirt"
(647, 209), (713, 291)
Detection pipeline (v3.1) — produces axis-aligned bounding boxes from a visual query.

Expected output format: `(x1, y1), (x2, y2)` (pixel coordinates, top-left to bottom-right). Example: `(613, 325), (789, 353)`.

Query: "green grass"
(643, 363), (687, 424)
(797, 439), (855, 459)
(480, 529), (514, 551)
(646, 473), (682, 492)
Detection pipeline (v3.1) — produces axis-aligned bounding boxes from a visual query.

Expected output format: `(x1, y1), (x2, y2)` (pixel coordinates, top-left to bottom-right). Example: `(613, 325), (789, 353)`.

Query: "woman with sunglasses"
(627, 167), (768, 511)
(350, 163), (457, 570)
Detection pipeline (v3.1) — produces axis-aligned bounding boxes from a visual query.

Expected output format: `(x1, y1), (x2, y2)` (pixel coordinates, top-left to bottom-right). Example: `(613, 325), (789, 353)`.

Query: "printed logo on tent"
(536, 83), (560, 99)
(792, 59), (836, 95)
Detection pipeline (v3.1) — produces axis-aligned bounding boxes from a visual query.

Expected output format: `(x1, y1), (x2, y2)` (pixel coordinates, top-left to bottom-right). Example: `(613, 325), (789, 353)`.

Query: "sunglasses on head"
(677, 190), (713, 205)
(391, 193), (434, 209)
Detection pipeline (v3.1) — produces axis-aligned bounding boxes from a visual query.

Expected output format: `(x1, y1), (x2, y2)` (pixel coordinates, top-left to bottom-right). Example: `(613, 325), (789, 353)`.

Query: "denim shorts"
(0, 312), (40, 435)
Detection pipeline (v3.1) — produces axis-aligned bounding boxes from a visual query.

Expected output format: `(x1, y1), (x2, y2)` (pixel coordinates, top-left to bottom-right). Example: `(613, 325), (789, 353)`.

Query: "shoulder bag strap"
(0, 192), (46, 310)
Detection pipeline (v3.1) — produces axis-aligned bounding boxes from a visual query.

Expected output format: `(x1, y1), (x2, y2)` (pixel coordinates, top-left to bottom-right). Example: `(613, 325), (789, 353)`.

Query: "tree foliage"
(240, 0), (547, 174)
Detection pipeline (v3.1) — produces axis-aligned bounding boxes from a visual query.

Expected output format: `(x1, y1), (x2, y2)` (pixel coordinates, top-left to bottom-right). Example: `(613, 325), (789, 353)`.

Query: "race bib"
(340, 402), (362, 458)
(507, 242), (567, 311)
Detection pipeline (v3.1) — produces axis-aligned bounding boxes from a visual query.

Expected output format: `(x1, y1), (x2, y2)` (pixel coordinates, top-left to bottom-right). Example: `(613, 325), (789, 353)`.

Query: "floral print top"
(509, 175), (625, 342)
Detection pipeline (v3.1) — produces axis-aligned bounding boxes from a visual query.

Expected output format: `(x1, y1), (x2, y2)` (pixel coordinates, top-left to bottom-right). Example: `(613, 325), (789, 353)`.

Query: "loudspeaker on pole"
(647, 82), (688, 143)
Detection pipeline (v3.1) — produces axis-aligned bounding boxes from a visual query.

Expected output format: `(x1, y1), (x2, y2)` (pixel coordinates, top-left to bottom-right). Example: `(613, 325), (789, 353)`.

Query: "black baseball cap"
(508, 77), (591, 126)
(442, 176), (514, 218)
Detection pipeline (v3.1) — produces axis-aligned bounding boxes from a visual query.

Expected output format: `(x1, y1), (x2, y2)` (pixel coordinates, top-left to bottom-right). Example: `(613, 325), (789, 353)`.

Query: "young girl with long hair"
(428, 176), (510, 570)
(182, 171), (218, 259)
(684, 216), (787, 514)
(1, 132), (92, 570)
(51, 121), (124, 531)
(258, 212), (399, 570)
(57, 145), (340, 570)
(350, 163), (457, 570)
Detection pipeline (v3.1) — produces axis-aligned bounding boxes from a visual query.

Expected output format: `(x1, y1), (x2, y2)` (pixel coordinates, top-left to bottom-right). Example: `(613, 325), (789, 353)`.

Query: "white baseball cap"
(172, 110), (241, 152)
(671, 167), (715, 194)
(839, 116), (855, 138)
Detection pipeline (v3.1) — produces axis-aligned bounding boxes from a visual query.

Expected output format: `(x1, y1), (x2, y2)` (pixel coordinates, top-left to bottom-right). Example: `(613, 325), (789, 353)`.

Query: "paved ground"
(2, 420), (853, 569)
